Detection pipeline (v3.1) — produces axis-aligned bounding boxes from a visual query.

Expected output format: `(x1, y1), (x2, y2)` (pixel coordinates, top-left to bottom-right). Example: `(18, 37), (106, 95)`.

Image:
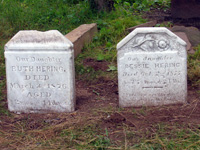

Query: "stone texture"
(174, 32), (191, 51)
(117, 27), (187, 107)
(4, 30), (76, 113)
(170, 26), (200, 47)
(127, 20), (157, 32)
(65, 23), (97, 57)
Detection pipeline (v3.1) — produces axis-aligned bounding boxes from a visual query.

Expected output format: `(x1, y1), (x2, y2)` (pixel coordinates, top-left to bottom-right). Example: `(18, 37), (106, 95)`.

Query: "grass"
(0, 0), (94, 37)
(188, 46), (200, 87)
(0, 0), (200, 149)
(74, 6), (146, 81)
(1, 110), (200, 149)
(0, 39), (8, 115)
(136, 125), (200, 149)
(0, 0), (145, 110)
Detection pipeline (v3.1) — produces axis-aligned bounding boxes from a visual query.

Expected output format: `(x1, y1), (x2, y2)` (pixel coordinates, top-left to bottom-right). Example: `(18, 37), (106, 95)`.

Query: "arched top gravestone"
(117, 27), (186, 56)
(5, 30), (76, 113)
(117, 27), (187, 107)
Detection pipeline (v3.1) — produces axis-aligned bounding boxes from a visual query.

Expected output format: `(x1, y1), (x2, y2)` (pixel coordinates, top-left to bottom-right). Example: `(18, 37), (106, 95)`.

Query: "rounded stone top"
(5, 30), (73, 51)
(117, 27), (186, 50)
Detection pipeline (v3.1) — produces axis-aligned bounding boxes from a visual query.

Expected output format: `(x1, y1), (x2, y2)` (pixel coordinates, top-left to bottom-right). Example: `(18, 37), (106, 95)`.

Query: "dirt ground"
(0, 58), (200, 147)
(0, 8), (200, 148)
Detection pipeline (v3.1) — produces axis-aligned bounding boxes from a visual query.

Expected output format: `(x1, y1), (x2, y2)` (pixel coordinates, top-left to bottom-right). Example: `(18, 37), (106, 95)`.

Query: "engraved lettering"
(25, 75), (31, 80)
(125, 63), (149, 69)
(16, 56), (29, 62)
(10, 83), (34, 89)
(43, 100), (60, 106)
(154, 63), (181, 68)
(11, 66), (33, 72)
(5, 30), (75, 113)
(27, 92), (51, 98)
(24, 75), (49, 80)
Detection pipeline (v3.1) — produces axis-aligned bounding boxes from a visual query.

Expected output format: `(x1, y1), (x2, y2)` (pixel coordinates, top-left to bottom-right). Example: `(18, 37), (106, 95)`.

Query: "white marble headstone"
(4, 30), (76, 113)
(117, 27), (187, 107)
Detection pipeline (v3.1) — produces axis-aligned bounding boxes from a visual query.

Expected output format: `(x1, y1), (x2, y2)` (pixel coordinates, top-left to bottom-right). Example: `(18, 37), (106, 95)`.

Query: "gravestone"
(4, 30), (76, 113)
(117, 27), (187, 107)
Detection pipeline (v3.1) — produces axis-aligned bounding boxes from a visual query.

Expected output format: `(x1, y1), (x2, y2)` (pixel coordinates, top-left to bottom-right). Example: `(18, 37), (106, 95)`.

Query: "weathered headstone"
(117, 27), (187, 107)
(4, 30), (76, 113)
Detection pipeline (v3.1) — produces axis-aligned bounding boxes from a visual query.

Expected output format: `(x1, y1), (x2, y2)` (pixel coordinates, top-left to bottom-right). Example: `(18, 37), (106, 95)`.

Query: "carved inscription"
(118, 52), (186, 106)
(6, 53), (71, 110)
(15, 56), (62, 63)
(117, 28), (187, 107)
(5, 30), (75, 113)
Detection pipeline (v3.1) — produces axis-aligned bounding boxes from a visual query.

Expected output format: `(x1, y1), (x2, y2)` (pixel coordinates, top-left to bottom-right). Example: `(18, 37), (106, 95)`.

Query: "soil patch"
(83, 58), (109, 71)
(0, 58), (200, 148)
(0, 10), (200, 148)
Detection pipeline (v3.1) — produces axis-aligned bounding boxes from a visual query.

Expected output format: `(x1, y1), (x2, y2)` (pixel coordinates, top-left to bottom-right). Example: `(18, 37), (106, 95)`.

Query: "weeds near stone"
(188, 47), (200, 87)
(0, 0), (200, 149)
